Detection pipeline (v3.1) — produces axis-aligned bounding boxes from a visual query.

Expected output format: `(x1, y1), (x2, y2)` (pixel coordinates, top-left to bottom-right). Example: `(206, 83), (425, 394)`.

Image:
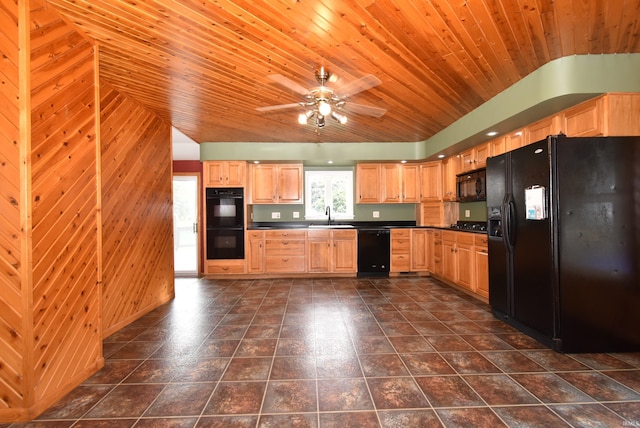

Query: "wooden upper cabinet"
(560, 97), (604, 137)
(356, 163), (381, 203)
(277, 164), (304, 204)
(401, 164), (420, 203)
(420, 161), (442, 201)
(488, 136), (507, 157)
(459, 143), (489, 172)
(249, 163), (303, 204)
(381, 163), (401, 203)
(526, 115), (561, 145)
(204, 161), (246, 187)
(442, 157), (458, 201)
(249, 164), (279, 203)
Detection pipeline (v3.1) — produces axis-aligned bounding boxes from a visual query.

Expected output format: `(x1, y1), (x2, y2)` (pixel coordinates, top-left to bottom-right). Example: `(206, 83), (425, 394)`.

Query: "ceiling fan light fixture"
(316, 115), (326, 127)
(318, 100), (332, 116)
(331, 111), (348, 124)
(298, 110), (314, 125)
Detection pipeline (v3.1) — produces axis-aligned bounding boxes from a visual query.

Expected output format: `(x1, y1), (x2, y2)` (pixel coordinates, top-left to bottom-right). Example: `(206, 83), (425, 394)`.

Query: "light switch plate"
(292, 211), (300, 218)
(372, 211), (380, 218)
(271, 212), (281, 219)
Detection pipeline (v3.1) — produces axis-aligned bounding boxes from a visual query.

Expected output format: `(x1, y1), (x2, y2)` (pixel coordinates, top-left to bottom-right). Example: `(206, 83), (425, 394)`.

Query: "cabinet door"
(333, 231), (357, 272)
(426, 230), (435, 272)
(381, 163), (401, 203)
(442, 240), (457, 282)
(277, 165), (303, 204)
(474, 143), (489, 168)
(411, 229), (428, 271)
(474, 246), (489, 298)
(247, 236), (264, 273)
(356, 164), (381, 203)
(442, 158), (458, 201)
(561, 97), (604, 137)
(204, 162), (226, 186)
(307, 239), (331, 272)
(459, 149), (475, 172)
(226, 161), (246, 186)
(250, 164), (277, 203)
(457, 242), (474, 290)
(420, 162), (442, 201)
(489, 137), (507, 157)
(505, 129), (524, 151)
(526, 115), (560, 145)
(401, 164), (420, 203)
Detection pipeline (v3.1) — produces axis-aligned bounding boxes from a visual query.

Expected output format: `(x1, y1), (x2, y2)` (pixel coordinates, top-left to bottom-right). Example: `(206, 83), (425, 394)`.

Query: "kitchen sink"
(308, 224), (354, 229)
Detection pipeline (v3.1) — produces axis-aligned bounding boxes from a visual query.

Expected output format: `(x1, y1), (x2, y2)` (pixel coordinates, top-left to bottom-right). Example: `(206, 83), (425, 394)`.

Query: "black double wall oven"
(205, 188), (244, 260)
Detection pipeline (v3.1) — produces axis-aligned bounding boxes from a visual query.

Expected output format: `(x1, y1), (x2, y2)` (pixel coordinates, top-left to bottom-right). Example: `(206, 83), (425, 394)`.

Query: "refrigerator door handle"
(503, 194), (516, 251)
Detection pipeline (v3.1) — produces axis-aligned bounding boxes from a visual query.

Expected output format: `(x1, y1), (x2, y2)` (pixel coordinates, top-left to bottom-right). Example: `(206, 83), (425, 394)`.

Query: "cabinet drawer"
(391, 254), (411, 270)
(474, 234), (488, 247)
(247, 230), (264, 239)
(457, 233), (475, 245)
(307, 229), (331, 239)
(442, 230), (457, 242)
(391, 239), (410, 253)
(391, 229), (410, 238)
(265, 239), (305, 254)
(333, 229), (357, 239)
(205, 260), (246, 274)
(265, 256), (305, 272)
(264, 230), (306, 239)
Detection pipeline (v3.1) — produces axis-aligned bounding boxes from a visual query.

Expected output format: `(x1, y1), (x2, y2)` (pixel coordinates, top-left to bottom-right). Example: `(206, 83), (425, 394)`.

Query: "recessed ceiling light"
(327, 160), (333, 164)
(486, 131), (498, 137)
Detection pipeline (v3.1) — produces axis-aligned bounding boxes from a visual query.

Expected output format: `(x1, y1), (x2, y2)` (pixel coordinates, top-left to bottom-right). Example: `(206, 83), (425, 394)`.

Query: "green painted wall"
(459, 201), (488, 222)
(250, 202), (417, 223)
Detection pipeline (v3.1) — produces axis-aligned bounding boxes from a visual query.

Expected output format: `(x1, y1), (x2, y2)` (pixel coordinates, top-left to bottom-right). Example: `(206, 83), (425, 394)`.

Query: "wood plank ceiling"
(47, 0), (640, 143)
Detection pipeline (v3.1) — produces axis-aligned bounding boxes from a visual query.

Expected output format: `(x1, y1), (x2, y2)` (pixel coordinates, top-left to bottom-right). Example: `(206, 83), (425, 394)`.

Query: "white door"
(173, 174), (199, 276)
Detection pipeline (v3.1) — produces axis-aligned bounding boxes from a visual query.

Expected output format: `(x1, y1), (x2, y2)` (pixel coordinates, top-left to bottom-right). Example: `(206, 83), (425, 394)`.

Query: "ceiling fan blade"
(256, 103), (301, 112)
(336, 74), (382, 98)
(268, 74), (310, 96)
(343, 102), (386, 118)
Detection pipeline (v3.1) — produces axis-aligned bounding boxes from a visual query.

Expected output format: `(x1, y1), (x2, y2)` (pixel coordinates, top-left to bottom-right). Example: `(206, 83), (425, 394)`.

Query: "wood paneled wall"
(29, 0), (103, 412)
(0, 0), (25, 419)
(100, 80), (174, 337)
(1, 0), (174, 422)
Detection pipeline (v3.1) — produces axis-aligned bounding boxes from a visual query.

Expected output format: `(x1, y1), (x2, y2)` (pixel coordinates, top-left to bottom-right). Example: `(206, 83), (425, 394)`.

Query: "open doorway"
(173, 174), (199, 276)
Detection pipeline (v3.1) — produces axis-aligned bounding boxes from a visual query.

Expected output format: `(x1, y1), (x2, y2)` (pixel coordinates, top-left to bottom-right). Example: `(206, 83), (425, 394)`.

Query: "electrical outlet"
(465, 209), (471, 218)
(292, 211), (300, 218)
(372, 211), (380, 218)
(271, 212), (281, 219)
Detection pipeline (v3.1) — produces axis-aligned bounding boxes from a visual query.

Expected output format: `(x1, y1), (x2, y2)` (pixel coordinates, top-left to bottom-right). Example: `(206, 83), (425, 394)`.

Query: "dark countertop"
(247, 221), (487, 234)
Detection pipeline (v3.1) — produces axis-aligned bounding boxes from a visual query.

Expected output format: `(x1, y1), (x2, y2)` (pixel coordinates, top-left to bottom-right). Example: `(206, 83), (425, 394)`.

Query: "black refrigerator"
(487, 135), (640, 353)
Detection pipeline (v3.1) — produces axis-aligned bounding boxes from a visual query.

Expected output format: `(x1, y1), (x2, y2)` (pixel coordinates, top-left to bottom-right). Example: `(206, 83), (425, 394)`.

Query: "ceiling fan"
(256, 67), (386, 127)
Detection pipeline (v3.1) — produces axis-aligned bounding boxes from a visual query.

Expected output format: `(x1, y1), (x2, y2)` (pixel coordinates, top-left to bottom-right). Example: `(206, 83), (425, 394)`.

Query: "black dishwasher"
(357, 228), (390, 277)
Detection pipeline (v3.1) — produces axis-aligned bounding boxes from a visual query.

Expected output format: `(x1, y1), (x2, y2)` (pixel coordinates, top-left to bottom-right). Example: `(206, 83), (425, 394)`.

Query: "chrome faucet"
(325, 206), (332, 225)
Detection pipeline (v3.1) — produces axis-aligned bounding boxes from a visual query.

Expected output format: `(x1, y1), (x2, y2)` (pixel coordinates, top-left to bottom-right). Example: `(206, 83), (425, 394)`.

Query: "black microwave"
(456, 168), (486, 201)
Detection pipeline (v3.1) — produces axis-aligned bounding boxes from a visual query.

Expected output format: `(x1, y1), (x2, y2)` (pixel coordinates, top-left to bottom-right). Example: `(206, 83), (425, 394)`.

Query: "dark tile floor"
(7, 277), (640, 427)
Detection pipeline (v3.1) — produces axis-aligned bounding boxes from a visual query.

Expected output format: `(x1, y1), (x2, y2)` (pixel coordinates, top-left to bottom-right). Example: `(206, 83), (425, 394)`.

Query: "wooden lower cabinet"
(264, 230), (306, 273)
(411, 229), (428, 272)
(474, 234), (489, 298)
(307, 229), (357, 273)
(434, 230), (489, 300)
(247, 230), (265, 273)
(390, 229), (411, 272)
